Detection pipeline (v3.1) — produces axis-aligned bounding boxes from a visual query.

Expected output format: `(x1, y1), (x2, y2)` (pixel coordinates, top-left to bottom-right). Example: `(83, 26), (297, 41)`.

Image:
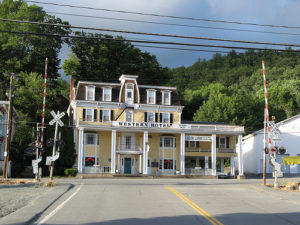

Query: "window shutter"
(83, 109), (86, 120)
(196, 141), (200, 148)
(159, 113), (162, 123)
(216, 137), (219, 148)
(170, 113), (173, 124)
(155, 113), (158, 122)
(226, 137), (230, 148)
(100, 110), (103, 122)
(111, 110), (114, 121)
(94, 109), (97, 121)
(144, 112), (147, 122)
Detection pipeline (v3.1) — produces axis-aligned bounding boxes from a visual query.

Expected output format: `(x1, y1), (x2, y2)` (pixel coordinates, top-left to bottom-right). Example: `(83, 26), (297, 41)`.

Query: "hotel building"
(69, 75), (244, 177)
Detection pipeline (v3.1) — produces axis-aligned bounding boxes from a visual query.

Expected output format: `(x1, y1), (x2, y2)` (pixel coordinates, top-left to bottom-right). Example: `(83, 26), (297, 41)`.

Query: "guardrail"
(117, 144), (142, 152)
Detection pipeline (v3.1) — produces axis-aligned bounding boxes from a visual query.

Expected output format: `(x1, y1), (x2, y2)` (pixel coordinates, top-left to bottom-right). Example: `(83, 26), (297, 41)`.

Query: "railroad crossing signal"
(49, 110), (65, 127)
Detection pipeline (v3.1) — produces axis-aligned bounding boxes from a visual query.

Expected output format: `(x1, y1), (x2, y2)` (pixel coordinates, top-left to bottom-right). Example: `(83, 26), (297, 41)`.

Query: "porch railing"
(185, 148), (235, 153)
(117, 144), (142, 152)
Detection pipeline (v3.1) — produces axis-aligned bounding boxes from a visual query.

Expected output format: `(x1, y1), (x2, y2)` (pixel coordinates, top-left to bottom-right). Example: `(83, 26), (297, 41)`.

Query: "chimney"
(69, 77), (74, 103)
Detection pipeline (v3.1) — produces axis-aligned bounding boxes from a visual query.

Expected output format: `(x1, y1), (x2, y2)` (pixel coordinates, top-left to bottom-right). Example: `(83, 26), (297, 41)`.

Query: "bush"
(64, 168), (77, 177)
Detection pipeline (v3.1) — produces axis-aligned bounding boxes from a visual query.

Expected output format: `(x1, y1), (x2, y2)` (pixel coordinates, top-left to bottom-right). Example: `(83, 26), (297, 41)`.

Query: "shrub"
(64, 168), (77, 177)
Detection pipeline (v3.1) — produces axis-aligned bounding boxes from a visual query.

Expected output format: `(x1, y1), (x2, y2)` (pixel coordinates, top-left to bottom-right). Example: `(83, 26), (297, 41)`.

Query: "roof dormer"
(119, 74), (140, 104)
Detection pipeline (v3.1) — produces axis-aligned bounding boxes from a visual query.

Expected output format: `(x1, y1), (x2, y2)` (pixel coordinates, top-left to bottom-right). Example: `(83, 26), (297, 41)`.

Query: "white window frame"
(86, 86), (95, 101)
(160, 136), (176, 148)
(125, 110), (134, 122)
(147, 89), (156, 104)
(125, 83), (134, 103)
(147, 112), (155, 123)
(162, 91), (171, 105)
(85, 108), (94, 122)
(219, 136), (227, 149)
(102, 109), (111, 122)
(162, 112), (170, 123)
(102, 86), (112, 102)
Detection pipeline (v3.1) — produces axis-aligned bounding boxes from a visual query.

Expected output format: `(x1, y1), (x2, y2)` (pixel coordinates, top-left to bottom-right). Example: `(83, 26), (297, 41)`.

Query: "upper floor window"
(125, 83), (134, 104)
(103, 87), (112, 102)
(125, 110), (133, 122)
(102, 109), (110, 122)
(86, 86), (95, 101)
(84, 108), (96, 122)
(147, 112), (155, 123)
(217, 136), (229, 149)
(162, 91), (171, 105)
(160, 136), (176, 148)
(161, 113), (170, 123)
(147, 90), (156, 104)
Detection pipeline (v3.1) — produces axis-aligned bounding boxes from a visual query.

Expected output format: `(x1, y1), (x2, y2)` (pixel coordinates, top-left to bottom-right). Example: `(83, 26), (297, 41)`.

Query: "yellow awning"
(283, 156), (300, 165)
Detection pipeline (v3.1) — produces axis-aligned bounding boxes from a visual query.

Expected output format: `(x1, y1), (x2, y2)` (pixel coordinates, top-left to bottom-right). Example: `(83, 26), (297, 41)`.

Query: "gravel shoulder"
(0, 182), (50, 218)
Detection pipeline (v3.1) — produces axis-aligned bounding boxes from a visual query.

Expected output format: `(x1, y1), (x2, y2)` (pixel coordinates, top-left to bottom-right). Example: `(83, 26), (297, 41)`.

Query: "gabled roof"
(243, 114), (300, 140)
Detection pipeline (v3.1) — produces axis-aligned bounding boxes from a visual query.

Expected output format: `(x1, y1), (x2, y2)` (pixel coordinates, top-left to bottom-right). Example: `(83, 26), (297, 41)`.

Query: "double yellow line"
(165, 186), (223, 225)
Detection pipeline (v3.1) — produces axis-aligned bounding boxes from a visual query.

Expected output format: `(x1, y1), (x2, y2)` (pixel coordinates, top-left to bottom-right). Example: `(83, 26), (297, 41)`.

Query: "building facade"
(243, 115), (300, 175)
(69, 75), (244, 177)
(0, 101), (18, 175)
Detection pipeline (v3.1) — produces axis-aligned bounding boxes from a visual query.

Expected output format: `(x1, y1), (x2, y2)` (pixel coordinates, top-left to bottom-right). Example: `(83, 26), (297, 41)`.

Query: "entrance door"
(124, 158), (132, 174)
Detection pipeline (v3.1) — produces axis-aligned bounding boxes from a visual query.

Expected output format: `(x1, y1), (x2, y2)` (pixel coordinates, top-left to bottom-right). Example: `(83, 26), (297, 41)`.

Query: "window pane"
(162, 113), (170, 123)
(104, 88), (111, 101)
(126, 111), (133, 122)
(87, 134), (95, 145)
(103, 110), (110, 121)
(127, 91), (132, 99)
(125, 136), (131, 149)
(85, 157), (95, 166)
(148, 112), (154, 122)
(148, 91), (155, 104)
(86, 109), (93, 121)
(163, 92), (170, 104)
(164, 160), (173, 169)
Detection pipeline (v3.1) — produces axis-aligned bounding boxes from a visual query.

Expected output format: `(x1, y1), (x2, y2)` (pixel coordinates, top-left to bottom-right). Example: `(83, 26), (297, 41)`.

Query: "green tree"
(63, 32), (169, 85)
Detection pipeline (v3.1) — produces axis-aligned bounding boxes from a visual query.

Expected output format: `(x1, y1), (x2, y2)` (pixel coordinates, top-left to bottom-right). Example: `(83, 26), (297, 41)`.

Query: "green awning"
(283, 156), (300, 165)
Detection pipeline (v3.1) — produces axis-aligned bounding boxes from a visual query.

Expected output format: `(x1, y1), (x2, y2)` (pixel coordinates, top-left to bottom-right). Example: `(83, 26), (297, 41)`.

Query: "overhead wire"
(1, 18), (300, 48)
(25, 0), (300, 29)
(45, 11), (300, 37)
(0, 29), (299, 52)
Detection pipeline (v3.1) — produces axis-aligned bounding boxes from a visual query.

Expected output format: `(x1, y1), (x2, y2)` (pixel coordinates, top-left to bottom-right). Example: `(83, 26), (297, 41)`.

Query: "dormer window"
(162, 91), (171, 105)
(86, 86), (95, 101)
(103, 87), (112, 102)
(147, 90), (156, 104)
(125, 83), (134, 104)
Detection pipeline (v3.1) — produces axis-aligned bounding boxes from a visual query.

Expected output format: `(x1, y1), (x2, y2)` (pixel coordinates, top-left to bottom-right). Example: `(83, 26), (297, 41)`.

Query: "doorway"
(124, 158), (132, 174)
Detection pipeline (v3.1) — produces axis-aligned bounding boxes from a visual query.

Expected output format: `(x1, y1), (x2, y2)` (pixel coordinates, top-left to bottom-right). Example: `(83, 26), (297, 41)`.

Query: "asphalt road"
(2, 178), (300, 225)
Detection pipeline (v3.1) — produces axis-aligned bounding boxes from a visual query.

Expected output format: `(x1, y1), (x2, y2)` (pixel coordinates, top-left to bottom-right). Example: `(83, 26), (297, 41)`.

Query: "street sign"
(32, 157), (42, 174)
(46, 152), (60, 165)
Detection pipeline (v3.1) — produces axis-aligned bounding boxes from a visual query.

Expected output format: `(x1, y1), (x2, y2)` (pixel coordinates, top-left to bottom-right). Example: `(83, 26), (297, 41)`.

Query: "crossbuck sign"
(49, 111), (65, 127)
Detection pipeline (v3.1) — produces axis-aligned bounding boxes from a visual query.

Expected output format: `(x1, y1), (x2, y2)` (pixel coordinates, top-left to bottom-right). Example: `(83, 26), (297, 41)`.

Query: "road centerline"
(165, 186), (224, 225)
(37, 184), (82, 225)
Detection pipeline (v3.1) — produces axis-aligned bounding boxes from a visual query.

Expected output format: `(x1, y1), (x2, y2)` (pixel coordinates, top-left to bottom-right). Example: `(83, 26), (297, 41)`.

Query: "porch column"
(172, 137), (175, 174)
(220, 158), (224, 173)
(143, 131), (148, 175)
(78, 128), (84, 173)
(211, 134), (217, 176)
(139, 155), (142, 174)
(180, 133), (185, 175)
(205, 156), (209, 170)
(237, 134), (244, 178)
(111, 130), (116, 174)
(230, 156), (235, 176)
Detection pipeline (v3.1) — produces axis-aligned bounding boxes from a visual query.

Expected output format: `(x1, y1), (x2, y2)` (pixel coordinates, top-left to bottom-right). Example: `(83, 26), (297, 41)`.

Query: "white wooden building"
(242, 114), (300, 174)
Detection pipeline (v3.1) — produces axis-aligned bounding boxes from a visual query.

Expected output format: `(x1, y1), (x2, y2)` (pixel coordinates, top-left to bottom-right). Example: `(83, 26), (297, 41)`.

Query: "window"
(85, 109), (93, 122)
(86, 86), (95, 101)
(85, 157), (95, 167)
(147, 90), (156, 104)
(103, 87), (112, 101)
(160, 136), (176, 148)
(125, 110), (133, 122)
(162, 91), (171, 105)
(185, 141), (199, 148)
(147, 112), (155, 123)
(86, 134), (95, 145)
(125, 83), (134, 103)
(159, 159), (176, 170)
(217, 136), (229, 148)
(102, 109), (110, 122)
(190, 141), (196, 148)
(161, 113), (170, 123)
(125, 136), (132, 149)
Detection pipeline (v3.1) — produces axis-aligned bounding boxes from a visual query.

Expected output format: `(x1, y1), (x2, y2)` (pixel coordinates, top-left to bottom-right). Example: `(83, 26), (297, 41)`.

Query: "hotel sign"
(185, 135), (211, 142)
(112, 121), (172, 128)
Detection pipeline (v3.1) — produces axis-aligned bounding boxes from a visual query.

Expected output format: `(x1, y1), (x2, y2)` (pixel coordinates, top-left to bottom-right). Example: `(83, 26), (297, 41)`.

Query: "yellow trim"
(165, 186), (223, 225)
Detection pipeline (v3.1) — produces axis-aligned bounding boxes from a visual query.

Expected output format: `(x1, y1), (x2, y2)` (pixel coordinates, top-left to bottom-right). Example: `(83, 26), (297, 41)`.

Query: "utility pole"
(3, 73), (14, 178)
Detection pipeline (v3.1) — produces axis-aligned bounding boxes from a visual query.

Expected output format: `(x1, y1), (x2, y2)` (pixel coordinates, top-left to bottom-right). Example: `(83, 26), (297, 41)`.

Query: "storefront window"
(159, 159), (176, 170)
(85, 157), (95, 167)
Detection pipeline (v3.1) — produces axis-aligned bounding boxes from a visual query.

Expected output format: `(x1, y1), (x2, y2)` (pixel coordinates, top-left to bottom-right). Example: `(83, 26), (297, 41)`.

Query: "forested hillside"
(168, 50), (300, 133)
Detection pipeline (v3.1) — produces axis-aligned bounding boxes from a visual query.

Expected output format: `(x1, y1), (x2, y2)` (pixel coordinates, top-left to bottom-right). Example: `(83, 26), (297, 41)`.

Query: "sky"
(27, 0), (300, 71)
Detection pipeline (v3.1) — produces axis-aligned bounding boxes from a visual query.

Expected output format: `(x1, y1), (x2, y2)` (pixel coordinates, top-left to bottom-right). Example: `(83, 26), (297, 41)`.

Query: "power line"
(2, 18), (300, 48)
(45, 11), (300, 37)
(1, 29), (299, 52)
(25, 0), (300, 30)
